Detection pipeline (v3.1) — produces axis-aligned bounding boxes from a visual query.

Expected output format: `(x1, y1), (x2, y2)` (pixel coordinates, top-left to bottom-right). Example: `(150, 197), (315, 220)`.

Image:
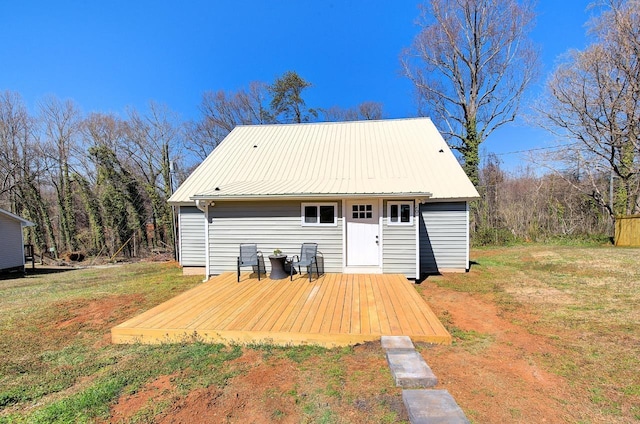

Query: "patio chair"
(237, 243), (264, 282)
(290, 243), (319, 282)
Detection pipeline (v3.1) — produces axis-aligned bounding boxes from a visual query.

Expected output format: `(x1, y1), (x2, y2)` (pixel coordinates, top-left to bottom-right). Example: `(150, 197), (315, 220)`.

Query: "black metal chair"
(237, 244), (264, 282)
(290, 243), (319, 282)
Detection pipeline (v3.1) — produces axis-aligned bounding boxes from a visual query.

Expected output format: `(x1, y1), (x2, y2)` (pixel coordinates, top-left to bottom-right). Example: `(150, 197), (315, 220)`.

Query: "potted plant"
(273, 249), (282, 256)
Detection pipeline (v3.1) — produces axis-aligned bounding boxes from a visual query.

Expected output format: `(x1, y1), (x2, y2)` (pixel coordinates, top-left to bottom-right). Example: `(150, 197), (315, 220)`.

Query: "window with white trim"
(387, 201), (413, 225)
(301, 202), (338, 226)
(351, 203), (373, 220)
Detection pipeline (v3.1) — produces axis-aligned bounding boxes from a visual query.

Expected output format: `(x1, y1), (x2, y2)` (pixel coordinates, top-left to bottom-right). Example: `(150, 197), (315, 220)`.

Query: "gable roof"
(0, 208), (35, 227)
(170, 117), (479, 203)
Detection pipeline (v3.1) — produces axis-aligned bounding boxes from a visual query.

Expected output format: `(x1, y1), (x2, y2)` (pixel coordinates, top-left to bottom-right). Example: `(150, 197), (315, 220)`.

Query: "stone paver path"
(381, 336), (469, 424)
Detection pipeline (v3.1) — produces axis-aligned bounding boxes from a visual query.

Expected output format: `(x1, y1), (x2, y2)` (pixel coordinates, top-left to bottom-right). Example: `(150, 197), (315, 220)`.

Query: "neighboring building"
(169, 118), (479, 280)
(0, 208), (34, 273)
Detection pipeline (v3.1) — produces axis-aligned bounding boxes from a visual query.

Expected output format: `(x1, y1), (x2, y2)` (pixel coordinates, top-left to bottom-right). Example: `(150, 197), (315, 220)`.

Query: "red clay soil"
(47, 294), (145, 349)
(109, 344), (406, 424)
(108, 349), (304, 423)
(420, 281), (584, 423)
(157, 350), (301, 424)
(102, 277), (595, 423)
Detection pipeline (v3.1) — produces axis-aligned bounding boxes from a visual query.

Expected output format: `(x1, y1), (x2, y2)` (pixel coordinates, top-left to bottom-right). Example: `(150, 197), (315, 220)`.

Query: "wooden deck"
(111, 273), (451, 347)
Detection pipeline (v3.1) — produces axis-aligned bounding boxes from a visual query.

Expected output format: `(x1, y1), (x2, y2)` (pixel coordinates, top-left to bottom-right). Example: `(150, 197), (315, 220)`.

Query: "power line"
(492, 143), (581, 156)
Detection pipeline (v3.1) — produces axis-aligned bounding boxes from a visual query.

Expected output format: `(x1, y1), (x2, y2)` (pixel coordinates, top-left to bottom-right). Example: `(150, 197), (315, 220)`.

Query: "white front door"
(346, 200), (380, 267)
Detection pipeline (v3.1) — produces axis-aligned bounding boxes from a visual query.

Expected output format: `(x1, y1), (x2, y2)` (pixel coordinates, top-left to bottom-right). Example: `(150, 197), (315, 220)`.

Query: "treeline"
(474, 154), (611, 245)
(0, 72), (383, 259)
(0, 93), (179, 259)
(0, 68), (625, 259)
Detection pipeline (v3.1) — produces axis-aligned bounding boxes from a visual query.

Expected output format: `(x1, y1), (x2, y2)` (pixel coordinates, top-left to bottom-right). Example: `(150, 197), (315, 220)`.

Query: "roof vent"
(439, 149), (444, 153)
(253, 145), (258, 148)
(215, 187), (220, 191)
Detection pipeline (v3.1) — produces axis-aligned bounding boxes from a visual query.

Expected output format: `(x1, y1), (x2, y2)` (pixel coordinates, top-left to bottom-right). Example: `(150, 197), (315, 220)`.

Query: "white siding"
(208, 201), (343, 275)
(179, 206), (206, 266)
(382, 200), (416, 278)
(420, 202), (468, 274)
(0, 213), (25, 271)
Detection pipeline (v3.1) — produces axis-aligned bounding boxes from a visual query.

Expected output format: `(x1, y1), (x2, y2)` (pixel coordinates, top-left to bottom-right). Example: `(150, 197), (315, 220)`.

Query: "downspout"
(20, 222), (26, 270)
(465, 201), (470, 271)
(196, 199), (211, 282)
(416, 197), (429, 281)
(341, 199), (347, 272)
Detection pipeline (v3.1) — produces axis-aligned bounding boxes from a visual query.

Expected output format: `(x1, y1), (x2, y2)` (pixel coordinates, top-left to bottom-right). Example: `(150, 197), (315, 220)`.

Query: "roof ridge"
(233, 116), (432, 129)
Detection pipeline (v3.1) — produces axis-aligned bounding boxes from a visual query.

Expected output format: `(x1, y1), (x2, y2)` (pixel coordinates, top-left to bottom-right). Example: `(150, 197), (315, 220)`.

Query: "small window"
(302, 203), (338, 226)
(319, 205), (335, 224)
(304, 206), (317, 223)
(351, 204), (373, 219)
(388, 201), (413, 225)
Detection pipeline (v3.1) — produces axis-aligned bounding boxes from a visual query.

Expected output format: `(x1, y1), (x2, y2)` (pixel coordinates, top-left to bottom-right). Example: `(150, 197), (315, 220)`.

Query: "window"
(388, 201), (413, 225)
(301, 203), (338, 226)
(351, 204), (373, 219)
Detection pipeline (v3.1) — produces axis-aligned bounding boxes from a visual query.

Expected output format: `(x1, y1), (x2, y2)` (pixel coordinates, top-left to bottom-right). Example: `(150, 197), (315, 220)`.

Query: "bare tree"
(0, 91), (57, 255)
(39, 95), (82, 252)
(0, 91), (30, 199)
(124, 101), (181, 248)
(184, 82), (271, 161)
(401, 0), (539, 186)
(538, 0), (640, 217)
(77, 112), (129, 253)
(320, 101), (384, 122)
(475, 157), (609, 244)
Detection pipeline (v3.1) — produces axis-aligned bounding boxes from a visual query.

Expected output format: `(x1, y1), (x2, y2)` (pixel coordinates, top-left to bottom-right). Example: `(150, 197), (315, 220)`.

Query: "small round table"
(268, 255), (288, 279)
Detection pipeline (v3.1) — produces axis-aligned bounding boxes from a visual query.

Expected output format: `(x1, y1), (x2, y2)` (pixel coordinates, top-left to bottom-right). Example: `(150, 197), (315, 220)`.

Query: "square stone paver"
(403, 389), (470, 423)
(386, 349), (438, 388)
(381, 335), (415, 350)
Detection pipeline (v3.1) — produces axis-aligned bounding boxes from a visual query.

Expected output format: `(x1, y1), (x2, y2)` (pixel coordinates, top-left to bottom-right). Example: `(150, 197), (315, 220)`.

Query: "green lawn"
(0, 262), (404, 423)
(0, 245), (638, 423)
(421, 244), (640, 423)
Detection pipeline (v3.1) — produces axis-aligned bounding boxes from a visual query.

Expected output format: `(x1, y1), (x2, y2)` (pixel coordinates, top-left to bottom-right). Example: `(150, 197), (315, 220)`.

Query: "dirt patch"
(420, 281), (582, 423)
(153, 349), (301, 423)
(55, 294), (144, 329)
(110, 374), (175, 422)
(45, 293), (145, 347)
(109, 344), (408, 423)
(339, 342), (408, 423)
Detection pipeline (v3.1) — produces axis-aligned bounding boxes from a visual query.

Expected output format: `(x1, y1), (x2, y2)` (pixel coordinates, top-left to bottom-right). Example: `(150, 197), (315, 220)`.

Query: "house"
(169, 118), (479, 280)
(0, 208), (35, 273)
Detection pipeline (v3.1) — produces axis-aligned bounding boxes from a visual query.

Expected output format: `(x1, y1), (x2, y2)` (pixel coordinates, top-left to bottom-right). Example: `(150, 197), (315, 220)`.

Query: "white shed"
(0, 208), (35, 273)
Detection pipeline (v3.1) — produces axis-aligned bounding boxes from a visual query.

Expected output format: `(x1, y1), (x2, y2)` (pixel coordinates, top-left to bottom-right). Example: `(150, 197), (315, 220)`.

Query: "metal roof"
(169, 118), (479, 203)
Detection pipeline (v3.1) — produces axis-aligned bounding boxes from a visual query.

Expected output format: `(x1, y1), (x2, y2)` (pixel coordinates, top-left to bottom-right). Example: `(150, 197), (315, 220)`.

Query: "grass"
(2, 245), (638, 422)
(0, 262), (406, 423)
(428, 244), (640, 422)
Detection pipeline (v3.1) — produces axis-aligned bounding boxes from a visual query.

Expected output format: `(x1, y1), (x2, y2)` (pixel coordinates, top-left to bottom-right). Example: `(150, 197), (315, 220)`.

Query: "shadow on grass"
(415, 260), (479, 284)
(0, 266), (77, 280)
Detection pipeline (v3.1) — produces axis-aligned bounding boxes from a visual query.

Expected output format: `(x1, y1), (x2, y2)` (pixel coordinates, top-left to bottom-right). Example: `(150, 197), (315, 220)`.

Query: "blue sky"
(0, 1), (593, 170)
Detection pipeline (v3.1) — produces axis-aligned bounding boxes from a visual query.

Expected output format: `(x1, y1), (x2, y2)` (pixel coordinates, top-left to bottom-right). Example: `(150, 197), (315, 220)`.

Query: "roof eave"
(188, 192), (434, 202)
(428, 196), (480, 202)
(0, 208), (35, 226)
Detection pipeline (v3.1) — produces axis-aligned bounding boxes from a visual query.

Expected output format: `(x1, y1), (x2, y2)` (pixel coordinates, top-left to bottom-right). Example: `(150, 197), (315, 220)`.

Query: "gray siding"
(382, 200), (416, 278)
(0, 214), (24, 270)
(179, 206), (206, 266)
(208, 201), (343, 275)
(420, 202), (468, 273)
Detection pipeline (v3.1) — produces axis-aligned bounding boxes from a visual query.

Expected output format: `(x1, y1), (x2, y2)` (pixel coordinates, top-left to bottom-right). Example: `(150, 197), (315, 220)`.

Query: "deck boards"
(111, 273), (451, 347)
